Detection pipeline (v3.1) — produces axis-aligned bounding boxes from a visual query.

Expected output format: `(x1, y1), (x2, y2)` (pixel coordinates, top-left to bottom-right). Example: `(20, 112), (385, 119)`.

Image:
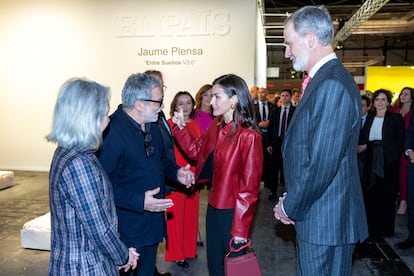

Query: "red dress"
(391, 106), (412, 201)
(165, 119), (201, 261)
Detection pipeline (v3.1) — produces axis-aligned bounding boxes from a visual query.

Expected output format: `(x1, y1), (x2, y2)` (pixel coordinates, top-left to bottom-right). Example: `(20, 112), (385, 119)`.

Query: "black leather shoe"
(176, 260), (189, 268)
(154, 268), (172, 276)
(197, 241), (204, 246)
(395, 239), (414, 249)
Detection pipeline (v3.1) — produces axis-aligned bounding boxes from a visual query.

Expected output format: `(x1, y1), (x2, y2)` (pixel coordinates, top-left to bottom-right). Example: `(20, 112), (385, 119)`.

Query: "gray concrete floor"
(0, 170), (413, 275)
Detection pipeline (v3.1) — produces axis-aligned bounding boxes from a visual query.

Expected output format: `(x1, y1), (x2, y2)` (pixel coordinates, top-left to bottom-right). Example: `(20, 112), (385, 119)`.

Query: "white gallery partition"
(0, 0), (262, 171)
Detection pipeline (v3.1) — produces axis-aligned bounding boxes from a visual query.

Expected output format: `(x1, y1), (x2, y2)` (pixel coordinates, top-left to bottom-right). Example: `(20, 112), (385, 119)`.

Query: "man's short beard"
(292, 49), (309, 72)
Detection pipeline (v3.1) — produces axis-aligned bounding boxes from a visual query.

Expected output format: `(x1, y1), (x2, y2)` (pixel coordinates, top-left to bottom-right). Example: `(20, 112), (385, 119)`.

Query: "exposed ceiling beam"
(262, 1), (414, 71)
(352, 18), (414, 35)
(334, 0), (391, 45)
(340, 56), (384, 67)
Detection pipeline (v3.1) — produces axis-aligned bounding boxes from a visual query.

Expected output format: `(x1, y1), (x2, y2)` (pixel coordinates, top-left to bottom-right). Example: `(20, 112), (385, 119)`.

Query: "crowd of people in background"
(45, 5), (414, 276)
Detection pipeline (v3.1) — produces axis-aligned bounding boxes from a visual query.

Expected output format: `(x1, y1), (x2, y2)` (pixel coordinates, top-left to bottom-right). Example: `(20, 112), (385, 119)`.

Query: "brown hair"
(195, 84), (213, 110)
(169, 91), (195, 118)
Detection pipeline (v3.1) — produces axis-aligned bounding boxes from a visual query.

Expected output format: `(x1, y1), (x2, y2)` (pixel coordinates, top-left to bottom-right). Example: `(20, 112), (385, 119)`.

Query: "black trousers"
(267, 140), (284, 195)
(362, 143), (398, 237)
(206, 205), (234, 276)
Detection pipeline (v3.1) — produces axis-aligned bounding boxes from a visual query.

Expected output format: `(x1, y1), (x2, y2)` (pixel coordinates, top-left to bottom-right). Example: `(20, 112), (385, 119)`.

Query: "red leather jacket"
(173, 118), (263, 237)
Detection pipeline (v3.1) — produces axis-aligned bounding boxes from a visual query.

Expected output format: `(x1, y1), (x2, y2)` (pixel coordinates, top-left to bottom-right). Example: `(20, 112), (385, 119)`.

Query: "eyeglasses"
(143, 132), (155, 157)
(141, 98), (164, 107)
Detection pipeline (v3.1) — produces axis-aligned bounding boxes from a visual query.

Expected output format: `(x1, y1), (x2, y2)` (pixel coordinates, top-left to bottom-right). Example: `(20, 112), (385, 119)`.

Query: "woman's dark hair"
(212, 74), (259, 135)
(372, 88), (392, 110)
(394, 87), (414, 108)
(169, 91), (195, 118)
(274, 95), (281, 105)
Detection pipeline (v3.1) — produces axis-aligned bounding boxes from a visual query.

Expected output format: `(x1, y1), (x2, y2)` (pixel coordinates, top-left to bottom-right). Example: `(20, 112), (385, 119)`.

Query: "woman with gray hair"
(46, 78), (139, 275)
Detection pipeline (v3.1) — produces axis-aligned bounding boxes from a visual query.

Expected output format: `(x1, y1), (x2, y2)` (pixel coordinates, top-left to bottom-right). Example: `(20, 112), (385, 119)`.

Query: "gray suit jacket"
(282, 59), (368, 245)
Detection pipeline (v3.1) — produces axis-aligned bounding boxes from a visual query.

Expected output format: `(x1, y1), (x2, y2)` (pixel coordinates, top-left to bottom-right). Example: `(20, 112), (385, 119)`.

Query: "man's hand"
(177, 164), (195, 188)
(144, 187), (173, 212)
(258, 120), (269, 129)
(273, 194), (295, 225)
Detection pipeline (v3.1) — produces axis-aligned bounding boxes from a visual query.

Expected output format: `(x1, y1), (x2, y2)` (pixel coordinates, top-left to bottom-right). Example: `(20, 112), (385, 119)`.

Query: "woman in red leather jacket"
(172, 74), (263, 276)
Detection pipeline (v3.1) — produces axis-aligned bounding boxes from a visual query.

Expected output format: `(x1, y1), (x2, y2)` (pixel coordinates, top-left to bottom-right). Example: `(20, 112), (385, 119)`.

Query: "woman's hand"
(119, 247), (140, 272)
(172, 108), (186, 130)
(233, 236), (248, 244)
(177, 164), (195, 188)
(357, 144), (367, 153)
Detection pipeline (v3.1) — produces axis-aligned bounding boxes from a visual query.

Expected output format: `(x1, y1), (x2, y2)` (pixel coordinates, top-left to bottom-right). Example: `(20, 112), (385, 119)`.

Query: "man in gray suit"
(273, 6), (368, 276)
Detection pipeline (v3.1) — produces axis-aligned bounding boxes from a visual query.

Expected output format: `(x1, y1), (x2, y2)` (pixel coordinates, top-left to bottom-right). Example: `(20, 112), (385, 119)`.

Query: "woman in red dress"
(165, 91), (201, 268)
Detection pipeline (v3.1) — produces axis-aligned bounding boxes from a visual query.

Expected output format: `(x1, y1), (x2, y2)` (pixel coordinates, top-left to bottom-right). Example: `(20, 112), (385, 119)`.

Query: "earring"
(231, 104), (235, 109)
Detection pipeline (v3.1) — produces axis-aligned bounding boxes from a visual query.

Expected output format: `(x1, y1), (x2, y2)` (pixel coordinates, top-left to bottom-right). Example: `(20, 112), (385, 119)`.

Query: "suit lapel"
(284, 59), (340, 142)
(276, 107), (282, 129)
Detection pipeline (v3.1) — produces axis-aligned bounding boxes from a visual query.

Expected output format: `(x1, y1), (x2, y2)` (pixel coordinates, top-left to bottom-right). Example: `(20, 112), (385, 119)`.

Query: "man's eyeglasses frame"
(140, 99), (163, 107)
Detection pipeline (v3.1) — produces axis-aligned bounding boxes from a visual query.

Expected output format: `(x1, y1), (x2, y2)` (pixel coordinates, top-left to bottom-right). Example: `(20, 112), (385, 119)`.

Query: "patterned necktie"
(280, 107), (287, 140)
(301, 76), (312, 94)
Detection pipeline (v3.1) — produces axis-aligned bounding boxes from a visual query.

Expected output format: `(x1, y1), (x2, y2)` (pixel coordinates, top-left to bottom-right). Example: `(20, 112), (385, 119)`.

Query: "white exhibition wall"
(0, 0), (260, 171)
(255, 7), (267, 88)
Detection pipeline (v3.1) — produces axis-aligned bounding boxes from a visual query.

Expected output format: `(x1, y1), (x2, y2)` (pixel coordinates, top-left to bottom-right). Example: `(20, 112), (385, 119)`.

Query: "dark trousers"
(206, 205), (234, 276)
(362, 143), (398, 237)
(268, 140), (284, 196)
(357, 152), (365, 181)
(407, 162), (414, 240)
(262, 148), (273, 188)
(119, 243), (158, 276)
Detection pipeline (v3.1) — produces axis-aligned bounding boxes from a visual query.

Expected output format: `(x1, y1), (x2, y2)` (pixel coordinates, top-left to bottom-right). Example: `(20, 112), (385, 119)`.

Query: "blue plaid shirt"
(48, 147), (128, 275)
